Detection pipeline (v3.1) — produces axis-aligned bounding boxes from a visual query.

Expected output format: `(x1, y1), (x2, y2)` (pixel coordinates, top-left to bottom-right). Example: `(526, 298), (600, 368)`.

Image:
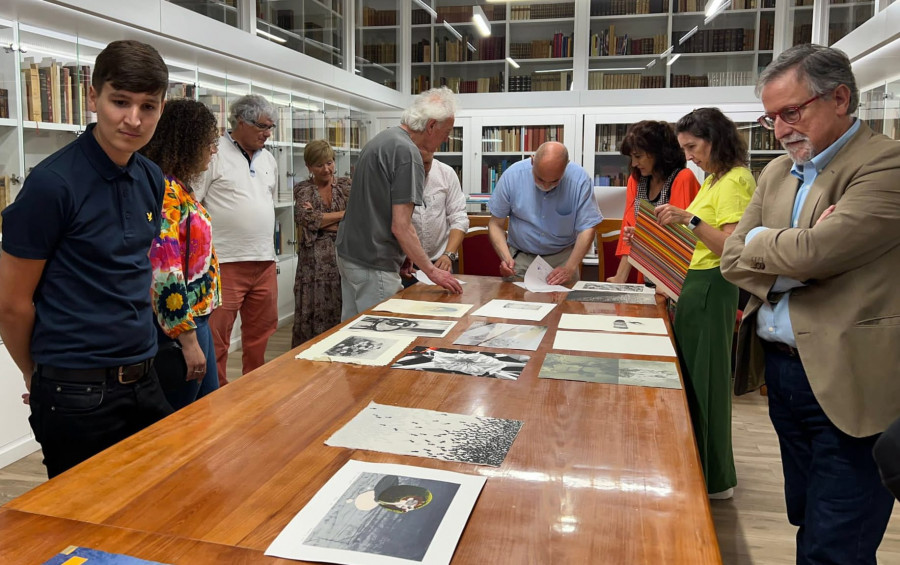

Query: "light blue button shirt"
(751, 118), (861, 346)
(488, 158), (602, 255)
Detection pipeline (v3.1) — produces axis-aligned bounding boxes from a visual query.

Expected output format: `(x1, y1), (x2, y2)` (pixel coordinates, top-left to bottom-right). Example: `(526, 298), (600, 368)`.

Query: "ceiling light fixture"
(506, 56), (520, 68)
(256, 28), (287, 44)
(472, 5), (491, 37)
(679, 26), (699, 45)
(443, 21), (463, 41)
(666, 53), (682, 66)
(412, 0), (437, 19)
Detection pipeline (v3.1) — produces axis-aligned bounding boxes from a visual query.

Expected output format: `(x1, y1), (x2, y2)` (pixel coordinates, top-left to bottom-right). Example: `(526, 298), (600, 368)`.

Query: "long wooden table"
(4, 276), (721, 564)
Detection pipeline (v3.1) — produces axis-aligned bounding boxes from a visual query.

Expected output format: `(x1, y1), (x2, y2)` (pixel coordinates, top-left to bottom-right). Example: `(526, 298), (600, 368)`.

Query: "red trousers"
(210, 261), (278, 386)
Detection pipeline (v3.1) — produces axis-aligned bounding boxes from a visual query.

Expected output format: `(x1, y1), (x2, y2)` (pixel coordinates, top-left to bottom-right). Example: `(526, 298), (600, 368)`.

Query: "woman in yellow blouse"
(142, 99), (222, 410)
(655, 107), (756, 500)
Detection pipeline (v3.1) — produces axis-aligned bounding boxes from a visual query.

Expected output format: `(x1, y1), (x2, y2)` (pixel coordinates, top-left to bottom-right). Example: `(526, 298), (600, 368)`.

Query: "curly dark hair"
(620, 120), (686, 182)
(140, 99), (219, 186)
(675, 107), (748, 178)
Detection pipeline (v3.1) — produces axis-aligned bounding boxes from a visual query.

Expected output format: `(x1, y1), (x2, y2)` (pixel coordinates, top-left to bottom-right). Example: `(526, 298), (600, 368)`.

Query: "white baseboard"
(0, 436), (40, 469)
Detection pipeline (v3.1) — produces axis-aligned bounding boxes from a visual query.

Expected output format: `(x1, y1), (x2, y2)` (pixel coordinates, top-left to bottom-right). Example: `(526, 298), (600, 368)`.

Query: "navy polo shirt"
(2, 123), (165, 369)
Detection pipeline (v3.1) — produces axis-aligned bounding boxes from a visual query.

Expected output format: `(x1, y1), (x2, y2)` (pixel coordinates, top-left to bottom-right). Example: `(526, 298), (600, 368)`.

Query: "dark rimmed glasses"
(247, 119), (277, 131)
(757, 95), (821, 130)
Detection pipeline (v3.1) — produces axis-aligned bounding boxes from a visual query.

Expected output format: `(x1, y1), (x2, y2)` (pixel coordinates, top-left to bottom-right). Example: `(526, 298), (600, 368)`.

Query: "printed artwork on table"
(453, 321), (547, 351)
(571, 281), (653, 294)
(266, 460), (486, 565)
(392, 346), (529, 380)
(295, 330), (416, 366)
(539, 354), (681, 389)
(325, 402), (524, 467)
(372, 298), (474, 318)
(346, 315), (457, 338)
(565, 289), (658, 305)
(41, 546), (168, 564)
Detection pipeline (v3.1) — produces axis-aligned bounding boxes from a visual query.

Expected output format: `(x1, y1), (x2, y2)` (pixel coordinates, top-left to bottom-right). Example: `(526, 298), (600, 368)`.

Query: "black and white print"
(346, 316), (457, 338)
(565, 290), (658, 305)
(470, 299), (557, 321)
(618, 359), (681, 389)
(326, 402), (525, 467)
(453, 322), (547, 351)
(296, 330), (417, 366)
(572, 281), (651, 294)
(538, 354), (681, 389)
(392, 346), (529, 380)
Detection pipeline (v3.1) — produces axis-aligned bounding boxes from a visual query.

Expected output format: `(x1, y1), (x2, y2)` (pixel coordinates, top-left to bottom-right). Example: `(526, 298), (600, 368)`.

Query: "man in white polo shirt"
(195, 94), (278, 386)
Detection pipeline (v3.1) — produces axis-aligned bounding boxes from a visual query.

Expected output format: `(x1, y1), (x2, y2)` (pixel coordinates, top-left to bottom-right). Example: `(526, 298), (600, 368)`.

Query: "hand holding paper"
(523, 255), (570, 292)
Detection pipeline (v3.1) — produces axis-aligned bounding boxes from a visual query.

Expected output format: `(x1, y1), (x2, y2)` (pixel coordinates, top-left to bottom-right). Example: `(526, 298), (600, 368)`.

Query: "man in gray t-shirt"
(336, 88), (463, 320)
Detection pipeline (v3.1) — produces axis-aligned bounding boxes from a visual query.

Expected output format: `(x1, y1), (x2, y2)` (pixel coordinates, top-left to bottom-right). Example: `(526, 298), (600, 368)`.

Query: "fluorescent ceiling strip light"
(646, 59), (657, 69)
(472, 5), (491, 37)
(467, 42), (477, 52)
(589, 67), (644, 72)
(256, 28), (287, 43)
(506, 56), (520, 68)
(534, 68), (573, 74)
(704, 1), (729, 24)
(412, 0), (438, 19)
(443, 21), (463, 41)
(659, 45), (674, 58)
(705, 0), (728, 16)
(679, 26), (699, 45)
(666, 53), (682, 66)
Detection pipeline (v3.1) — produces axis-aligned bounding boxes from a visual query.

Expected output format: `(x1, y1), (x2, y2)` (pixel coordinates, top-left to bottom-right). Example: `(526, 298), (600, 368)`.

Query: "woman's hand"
(655, 204), (693, 226)
(621, 226), (635, 245)
(301, 202), (313, 211)
(177, 330), (206, 381)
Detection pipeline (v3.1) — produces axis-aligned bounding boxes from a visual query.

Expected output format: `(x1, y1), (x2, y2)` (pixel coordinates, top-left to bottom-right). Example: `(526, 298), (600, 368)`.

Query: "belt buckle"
(117, 364), (142, 385)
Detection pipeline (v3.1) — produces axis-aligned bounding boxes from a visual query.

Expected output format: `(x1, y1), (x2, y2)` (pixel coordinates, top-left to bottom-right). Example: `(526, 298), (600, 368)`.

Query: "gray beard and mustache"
(780, 133), (817, 165)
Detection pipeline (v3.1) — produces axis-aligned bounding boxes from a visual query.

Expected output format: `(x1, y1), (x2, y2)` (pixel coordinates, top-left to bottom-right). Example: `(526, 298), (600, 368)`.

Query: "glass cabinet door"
(325, 101), (351, 177)
(349, 106), (370, 178)
(0, 19), (21, 205)
(356, 0), (399, 90)
(197, 69), (229, 136)
(166, 60), (197, 100)
(256, 0), (345, 68)
(167, 0), (239, 27)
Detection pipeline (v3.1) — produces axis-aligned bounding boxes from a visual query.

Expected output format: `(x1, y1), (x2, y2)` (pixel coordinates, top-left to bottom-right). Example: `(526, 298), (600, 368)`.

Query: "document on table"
(558, 313), (668, 335)
(521, 255), (571, 293)
(415, 270), (466, 286)
(470, 299), (557, 322)
(553, 330), (677, 357)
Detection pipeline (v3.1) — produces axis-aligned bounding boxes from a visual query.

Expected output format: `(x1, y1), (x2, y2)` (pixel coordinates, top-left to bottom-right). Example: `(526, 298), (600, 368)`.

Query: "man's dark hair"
(620, 120), (687, 182)
(676, 107), (748, 177)
(140, 99), (218, 185)
(92, 40), (168, 97)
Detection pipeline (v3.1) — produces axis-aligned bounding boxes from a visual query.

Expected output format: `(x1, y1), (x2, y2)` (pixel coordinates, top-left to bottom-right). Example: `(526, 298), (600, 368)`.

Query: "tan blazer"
(721, 122), (900, 438)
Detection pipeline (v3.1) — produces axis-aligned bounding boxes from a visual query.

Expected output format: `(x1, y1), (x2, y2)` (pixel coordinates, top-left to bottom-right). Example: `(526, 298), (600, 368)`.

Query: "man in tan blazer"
(721, 44), (900, 565)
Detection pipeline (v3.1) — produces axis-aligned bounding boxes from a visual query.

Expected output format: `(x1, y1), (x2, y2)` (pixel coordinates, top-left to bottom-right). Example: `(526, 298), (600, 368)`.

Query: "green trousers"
(674, 267), (738, 494)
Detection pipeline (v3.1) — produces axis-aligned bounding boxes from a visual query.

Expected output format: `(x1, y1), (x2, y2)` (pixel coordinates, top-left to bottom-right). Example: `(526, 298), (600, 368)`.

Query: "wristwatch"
(443, 251), (458, 261)
(687, 215), (701, 231)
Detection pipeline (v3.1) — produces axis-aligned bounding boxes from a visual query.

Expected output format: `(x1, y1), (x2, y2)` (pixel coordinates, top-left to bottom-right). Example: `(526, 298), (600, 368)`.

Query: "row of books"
(360, 7), (396, 27)
(759, 16), (774, 51)
(590, 0), (669, 16)
(412, 74), (432, 94)
(360, 43), (397, 64)
(439, 75), (503, 94)
(676, 28), (754, 54)
(167, 83), (197, 101)
(482, 125), (564, 152)
(327, 121), (364, 149)
(751, 128), (779, 151)
(510, 2), (575, 20)
(481, 159), (518, 193)
(411, 4), (505, 25)
(0, 175), (8, 230)
(0, 89), (8, 119)
(595, 123), (631, 152)
(675, 0), (773, 10)
(21, 57), (93, 125)
(589, 73), (665, 90)
(509, 33), (575, 60)
(594, 171), (629, 186)
(530, 71), (573, 92)
(590, 28), (667, 56)
(420, 36), (506, 63)
(669, 71), (753, 88)
(438, 129), (463, 152)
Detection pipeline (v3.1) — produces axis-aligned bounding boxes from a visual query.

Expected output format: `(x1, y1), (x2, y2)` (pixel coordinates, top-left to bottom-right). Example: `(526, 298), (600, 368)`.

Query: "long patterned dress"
(292, 177), (351, 347)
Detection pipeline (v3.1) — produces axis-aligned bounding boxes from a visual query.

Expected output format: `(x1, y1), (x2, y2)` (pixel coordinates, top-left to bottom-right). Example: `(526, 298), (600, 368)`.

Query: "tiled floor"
(3, 324), (899, 564)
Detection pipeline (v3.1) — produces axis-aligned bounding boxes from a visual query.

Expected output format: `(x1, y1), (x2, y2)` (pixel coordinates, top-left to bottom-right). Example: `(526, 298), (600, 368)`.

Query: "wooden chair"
(594, 218), (623, 281)
(458, 229), (502, 276)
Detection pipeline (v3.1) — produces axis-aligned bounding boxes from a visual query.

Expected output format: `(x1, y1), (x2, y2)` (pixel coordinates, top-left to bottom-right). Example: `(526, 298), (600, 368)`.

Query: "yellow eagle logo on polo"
(147, 212), (153, 222)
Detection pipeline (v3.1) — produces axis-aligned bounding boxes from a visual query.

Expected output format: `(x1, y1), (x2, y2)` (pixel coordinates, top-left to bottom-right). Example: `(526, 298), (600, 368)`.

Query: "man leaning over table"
(720, 43), (900, 565)
(488, 141), (602, 285)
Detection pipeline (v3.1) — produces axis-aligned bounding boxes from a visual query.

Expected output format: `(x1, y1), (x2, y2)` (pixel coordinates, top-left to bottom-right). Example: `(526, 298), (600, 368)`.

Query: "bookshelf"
(167, 0), (240, 28)
(0, 20), (18, 221)
(356, 0), (400, 91)
(255, 0), (345, 68)
(860, 80), (900, 142)
(827, 0), (875, 46)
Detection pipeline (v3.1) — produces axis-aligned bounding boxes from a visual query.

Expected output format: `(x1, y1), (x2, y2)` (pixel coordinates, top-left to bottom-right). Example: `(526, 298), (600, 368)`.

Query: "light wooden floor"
(3, 324), (899, 564)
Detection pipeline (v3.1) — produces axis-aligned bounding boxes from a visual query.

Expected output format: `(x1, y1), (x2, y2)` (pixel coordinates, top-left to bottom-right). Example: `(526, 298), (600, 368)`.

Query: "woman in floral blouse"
(292, 140), (351, 347)
(141, 99), (221, 410)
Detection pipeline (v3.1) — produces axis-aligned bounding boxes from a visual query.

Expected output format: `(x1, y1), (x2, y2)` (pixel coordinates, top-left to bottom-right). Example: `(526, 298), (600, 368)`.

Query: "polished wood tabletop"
(6, 276), (721, 564)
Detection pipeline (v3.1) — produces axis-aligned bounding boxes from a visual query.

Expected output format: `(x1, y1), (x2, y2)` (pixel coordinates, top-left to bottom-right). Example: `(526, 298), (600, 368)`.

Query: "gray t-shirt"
(336, 127), (425, 271)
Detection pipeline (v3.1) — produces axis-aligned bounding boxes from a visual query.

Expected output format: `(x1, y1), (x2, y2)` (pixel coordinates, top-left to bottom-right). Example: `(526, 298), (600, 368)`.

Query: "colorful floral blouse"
(150, 175), (221, 339)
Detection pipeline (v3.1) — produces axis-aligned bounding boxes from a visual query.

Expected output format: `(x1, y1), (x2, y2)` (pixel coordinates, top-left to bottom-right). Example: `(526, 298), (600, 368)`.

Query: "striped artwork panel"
(627, 199), (697, 301)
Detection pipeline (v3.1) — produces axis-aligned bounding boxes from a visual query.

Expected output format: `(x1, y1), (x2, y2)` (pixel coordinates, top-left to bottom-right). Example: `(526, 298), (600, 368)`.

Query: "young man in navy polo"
(0, 40), (174, 478)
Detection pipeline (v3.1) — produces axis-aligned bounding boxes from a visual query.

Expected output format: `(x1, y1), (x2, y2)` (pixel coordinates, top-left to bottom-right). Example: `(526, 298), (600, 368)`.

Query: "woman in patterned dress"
(292, 140), (351, 347)
(142, 99), (222, 410)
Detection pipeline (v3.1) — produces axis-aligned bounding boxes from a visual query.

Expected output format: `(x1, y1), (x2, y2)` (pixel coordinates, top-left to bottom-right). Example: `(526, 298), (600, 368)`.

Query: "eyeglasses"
(247, 119), (277, 131)
(757, 95), (821, 130)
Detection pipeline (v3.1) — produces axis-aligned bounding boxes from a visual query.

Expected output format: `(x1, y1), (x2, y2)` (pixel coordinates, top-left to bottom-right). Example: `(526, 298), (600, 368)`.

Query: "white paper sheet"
(522, 255), (571, 292)
(571, 281), (655, 294)
(265, 459), (486, 565)
(346, 316), (457, 338)
(373, 299), (474, 318)
(415, 270), (466, 286)
(453, 321), (547, 350)
(295, 330), (416, 366)
(552, 330), (677, 357)
(470, 299), (557, 322)
(558, 313), (668, 335)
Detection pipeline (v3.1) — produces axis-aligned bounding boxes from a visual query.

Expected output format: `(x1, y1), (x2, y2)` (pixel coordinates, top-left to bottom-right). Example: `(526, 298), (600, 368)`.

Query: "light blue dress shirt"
(488, 158), (602, 255)
(751, 119), (861, 346)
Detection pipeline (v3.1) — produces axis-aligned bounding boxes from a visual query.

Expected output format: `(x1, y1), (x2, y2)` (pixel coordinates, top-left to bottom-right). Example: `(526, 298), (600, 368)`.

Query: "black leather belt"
(762, 340), (800, 358)
(39, 359), (154, 385)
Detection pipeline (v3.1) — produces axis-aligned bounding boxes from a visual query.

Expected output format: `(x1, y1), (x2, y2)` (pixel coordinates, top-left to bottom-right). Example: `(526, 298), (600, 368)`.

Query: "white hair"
(400, 87), (458, 132)
(228, 94), (276, 128)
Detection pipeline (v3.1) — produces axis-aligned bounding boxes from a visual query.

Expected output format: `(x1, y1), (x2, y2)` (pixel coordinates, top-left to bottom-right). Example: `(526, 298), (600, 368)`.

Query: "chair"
(458, 228), (502, 276)
(594, 218), (623, 281)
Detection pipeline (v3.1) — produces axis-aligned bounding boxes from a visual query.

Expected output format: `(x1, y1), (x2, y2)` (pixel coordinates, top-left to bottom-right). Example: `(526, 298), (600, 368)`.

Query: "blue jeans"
(336, 254), (402, 321)
(765, 346), (895, 564)
(162, 315), (218, 410)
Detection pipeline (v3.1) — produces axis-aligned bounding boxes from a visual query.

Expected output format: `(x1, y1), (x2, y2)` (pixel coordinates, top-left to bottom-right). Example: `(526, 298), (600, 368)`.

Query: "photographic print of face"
(392, 346), (529, 380)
